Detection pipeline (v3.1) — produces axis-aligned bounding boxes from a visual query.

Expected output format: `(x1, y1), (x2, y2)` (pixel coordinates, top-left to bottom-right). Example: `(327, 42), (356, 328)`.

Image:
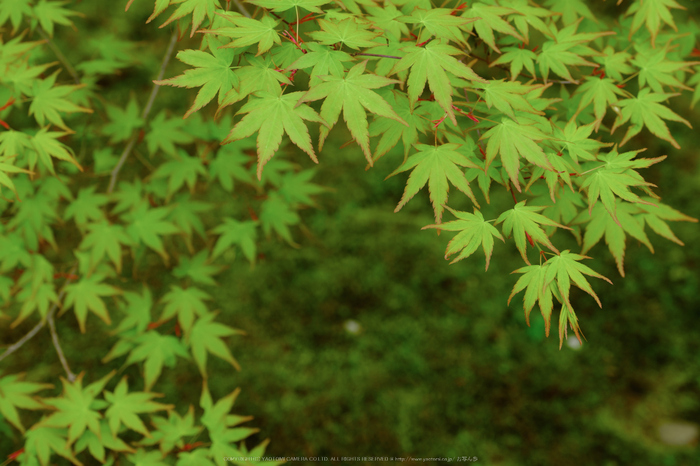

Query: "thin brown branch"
(48, 306), (76, 382)
(0, 266), (79, 365)
(37, 27), (80, 84)
(108, 31), (178, 194)
(231, 0), (251, 17)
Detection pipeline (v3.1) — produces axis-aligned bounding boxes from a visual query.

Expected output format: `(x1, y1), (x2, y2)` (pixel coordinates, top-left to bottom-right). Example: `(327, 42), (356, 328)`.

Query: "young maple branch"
(231, 0), (252, 18)
(0, 319), (46, 364)
(108, 30), (178, 194)
(0, 266), (79, 365)
(48, 306), (77, 382)
(37, 27), (80, 84)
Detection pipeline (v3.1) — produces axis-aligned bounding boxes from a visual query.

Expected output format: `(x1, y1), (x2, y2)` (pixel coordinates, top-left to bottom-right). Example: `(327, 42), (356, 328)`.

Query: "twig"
(0, 319), (46, 364)
(108, 31), (178, 194)
(0, 266), (79, 364)
(37, 27), (80, 84)
(231, 0), (252, 18)
(48, 307), (76, 382)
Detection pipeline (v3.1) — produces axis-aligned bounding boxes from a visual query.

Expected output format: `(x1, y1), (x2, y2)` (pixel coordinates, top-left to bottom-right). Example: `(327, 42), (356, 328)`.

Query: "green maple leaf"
(112, 286), (153, 335)
(277, 169), (324, 207)
(309, 17), (383, 50)
(145, 111), (195, 156)
(503, 0), (557, 43)
(23, 426), (81, 466)
(131, 0), (170, 23)
(300, 60), (406, 165)
(288, 42), (353, 87)
(422, 206), (505, 270)
(509, 251), (611, 348)
(122, 332), (191, 392)
(122, 202), (180, 264)
(14, 281), (59, 326)
(190, 311), (244, 376)
(391, 143), (480, 225)
(593, 46), (635, 82)
(464, 157), (505, 205)
(76, 33), (139, 76)
(159, 285), (212, 338)
(127, 447), (178, 465)
(260, 193), (300, 246)
(159, 0), (221, 37)
(200, 386), (261, 465)
(79, 219), (132, 273)
(150, 150), (207, 201)
(6, 184), (60, 252)
(73, 420), (136, 462)
(223, 89), (325, 180)
(369, 89), (431, 163)
(167, 194), (213, 253)
(535, 21), (612, 83)
(102, 96), (144, 143)
(536, 40), (597, 84)
(253, 156), (295, 187)
(110, 179), (144, 215)
(489, 46), (538, 81)
(637, 197), (698, 245)
(64, 186), (109, 229)
(496, 201), (570, 264)
(687, 66), (700, 109)
(530, 184), (585, 242)
(0, 373), (51, 434)
(210, 218), (258, 263)
(11, 263), (53, 321)
(580, 202), (653, 277)
(30, 127), (82, 174)
(31, 0), (80, 37)
(526, 152), (578, 202)
(154, 41), (239, 118)
(625, 0), (685, 48)
(91, 143), (121, 168)
(202, 12), (281, 56)
(390, 40), (486, 125)
(477, 80), (546, 120)
(545, 251), (612, 347)
(632, 43), (699, 93)
(173, 250), (225, 286)
(461, 4), (523, 53)
(542, 0), (596, 26)
(247, 0), (330, 13)
(480, 116), (554, 192)
(62, 271), (121, 333)
(208, 144), (254, 193)
(178, 449), (216, 466)
(399, 8), (474, 46)
(0, 0), (32, 33)
(580, 146), (661, 223)
(28, 72), (92, 129)
(35, 371), (114, 447)
(218, 55), (292, 109)
(554, 119), (613, 164)
(137, 406), (202, 455)
(365, 4), (409, 41)
(104, 376), (173, 438)
(573, 77), (627, 131)
(0, 130), (31, 160)
(0, 155), (35, 201)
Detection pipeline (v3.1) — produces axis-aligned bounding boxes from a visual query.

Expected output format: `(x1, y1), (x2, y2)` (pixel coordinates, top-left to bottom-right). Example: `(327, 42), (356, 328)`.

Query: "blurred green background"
(1, 1), (699, 465)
